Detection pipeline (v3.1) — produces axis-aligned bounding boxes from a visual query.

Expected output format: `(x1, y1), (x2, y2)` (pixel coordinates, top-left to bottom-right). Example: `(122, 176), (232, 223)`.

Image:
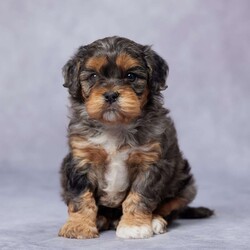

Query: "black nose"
(103, 92), (120, 104)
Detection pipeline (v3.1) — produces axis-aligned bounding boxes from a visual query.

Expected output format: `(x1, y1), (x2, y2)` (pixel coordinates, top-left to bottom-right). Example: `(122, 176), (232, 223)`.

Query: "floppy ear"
(62, 57), (82, 99)
(143, 46), (169, 93)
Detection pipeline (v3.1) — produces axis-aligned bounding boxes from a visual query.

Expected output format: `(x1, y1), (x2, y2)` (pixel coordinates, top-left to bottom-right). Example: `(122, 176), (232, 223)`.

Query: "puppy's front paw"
(58, 220), (99, 239)
(116, 224), (153, 239)
(116, 214), (153, 239)
(152, 215), (167, 235)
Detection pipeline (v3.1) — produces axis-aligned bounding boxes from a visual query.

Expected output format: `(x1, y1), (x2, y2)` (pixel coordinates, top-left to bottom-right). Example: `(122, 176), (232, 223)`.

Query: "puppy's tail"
(166, 206), (214, 223)
(178, 206), (214, 219)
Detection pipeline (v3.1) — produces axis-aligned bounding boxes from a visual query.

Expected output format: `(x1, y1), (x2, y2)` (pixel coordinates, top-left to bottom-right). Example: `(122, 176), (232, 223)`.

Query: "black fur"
(60, 154), (93, 206)
(59, 36), (213, 238)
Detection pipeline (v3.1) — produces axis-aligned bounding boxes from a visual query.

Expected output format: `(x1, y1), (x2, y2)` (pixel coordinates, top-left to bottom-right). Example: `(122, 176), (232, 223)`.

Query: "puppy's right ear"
(62, 58), (81, 99)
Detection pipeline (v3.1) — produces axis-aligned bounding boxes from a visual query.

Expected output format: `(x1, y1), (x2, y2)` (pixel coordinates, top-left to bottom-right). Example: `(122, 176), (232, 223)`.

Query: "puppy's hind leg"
(152, 214), (167, 235)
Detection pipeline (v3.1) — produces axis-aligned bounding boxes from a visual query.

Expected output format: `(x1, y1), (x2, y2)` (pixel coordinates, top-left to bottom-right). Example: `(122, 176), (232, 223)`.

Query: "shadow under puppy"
(58, 36), (213, 239)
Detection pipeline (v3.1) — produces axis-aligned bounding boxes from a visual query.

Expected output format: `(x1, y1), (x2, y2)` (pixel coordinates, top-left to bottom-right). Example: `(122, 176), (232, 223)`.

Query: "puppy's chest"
(88, 133), (131, 206)
(86, 131), (161, 207)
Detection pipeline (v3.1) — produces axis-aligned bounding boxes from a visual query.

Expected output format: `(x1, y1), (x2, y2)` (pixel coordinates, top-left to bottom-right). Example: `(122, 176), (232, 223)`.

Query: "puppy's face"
(63, 37), (169, 124)
(82, 53), (149, 124)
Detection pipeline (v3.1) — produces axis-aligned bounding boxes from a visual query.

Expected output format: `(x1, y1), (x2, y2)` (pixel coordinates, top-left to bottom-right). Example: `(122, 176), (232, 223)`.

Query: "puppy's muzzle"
(103, 92), (120, 104)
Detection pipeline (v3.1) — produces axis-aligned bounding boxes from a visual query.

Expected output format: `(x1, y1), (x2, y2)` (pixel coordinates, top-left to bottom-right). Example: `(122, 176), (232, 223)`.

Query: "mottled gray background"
(0, 1), (250, 249)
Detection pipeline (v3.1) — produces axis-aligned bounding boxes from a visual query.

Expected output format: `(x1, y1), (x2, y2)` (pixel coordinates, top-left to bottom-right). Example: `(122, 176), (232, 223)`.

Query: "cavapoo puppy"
(58, 36), (213, 239)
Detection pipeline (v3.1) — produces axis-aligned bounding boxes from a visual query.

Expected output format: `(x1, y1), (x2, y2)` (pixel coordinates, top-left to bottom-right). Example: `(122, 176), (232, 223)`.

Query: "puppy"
(58, 36), (213, 239)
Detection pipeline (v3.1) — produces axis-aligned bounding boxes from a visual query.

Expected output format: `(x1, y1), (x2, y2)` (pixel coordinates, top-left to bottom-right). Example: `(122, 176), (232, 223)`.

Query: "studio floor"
(0, 167), (249, 250)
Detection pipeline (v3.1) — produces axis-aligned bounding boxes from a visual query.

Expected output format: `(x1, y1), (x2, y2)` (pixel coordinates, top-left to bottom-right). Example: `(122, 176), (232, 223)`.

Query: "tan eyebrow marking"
(85, 56), (108, 72)
(116, 53), (141, 71)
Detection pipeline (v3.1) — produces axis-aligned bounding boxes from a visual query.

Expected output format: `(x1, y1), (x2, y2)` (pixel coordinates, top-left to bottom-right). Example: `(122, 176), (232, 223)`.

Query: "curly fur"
(58, 36), (213, 239)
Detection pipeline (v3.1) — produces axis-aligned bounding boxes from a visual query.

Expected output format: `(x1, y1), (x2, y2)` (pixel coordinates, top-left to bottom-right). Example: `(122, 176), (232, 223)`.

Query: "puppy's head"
(63, 37), (169, 124)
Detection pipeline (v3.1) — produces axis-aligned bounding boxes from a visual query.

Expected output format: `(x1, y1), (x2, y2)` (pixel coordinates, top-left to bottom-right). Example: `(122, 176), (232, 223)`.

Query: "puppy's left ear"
(143, 46), (169, 93)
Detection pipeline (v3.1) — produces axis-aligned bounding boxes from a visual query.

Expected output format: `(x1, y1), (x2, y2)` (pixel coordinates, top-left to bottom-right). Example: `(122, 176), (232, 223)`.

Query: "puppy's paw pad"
(58, 221), (99, 239)
(152, 215), (167, 235)
(116, 224), (153, 239)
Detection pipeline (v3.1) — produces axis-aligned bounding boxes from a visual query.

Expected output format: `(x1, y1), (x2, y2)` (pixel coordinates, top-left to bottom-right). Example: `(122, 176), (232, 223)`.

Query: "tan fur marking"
(85, 56), (107, 72)
(73, 147), (108, 166)
(155, 197), (188, 217)
(119, 211), (152, 227)
(69, 135), (89, 148)
(85, 87), (108, 120)
(58, 191), (99, 239)
(119, 192), (152, 226)
(116, 192), (153, 238)
(69, 136), (108, 167)
(127, 142), (162, 168)
(116, 53), (140, 71)
(86, 85), (143, 124)
(118, 86), (141, 122)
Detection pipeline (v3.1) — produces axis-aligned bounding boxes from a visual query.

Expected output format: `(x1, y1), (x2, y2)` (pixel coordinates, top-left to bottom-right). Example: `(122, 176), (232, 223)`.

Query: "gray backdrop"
(0, 1), (250, 249)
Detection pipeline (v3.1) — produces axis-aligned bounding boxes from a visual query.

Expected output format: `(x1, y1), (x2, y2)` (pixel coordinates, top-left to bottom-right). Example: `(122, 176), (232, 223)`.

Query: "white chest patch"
(89, 132), (130, 195)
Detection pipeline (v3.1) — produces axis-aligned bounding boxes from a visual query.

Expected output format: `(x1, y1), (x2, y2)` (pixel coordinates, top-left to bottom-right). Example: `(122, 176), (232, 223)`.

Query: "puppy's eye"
(126, 73), (137, 82)
(89, 73), (98, 82)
